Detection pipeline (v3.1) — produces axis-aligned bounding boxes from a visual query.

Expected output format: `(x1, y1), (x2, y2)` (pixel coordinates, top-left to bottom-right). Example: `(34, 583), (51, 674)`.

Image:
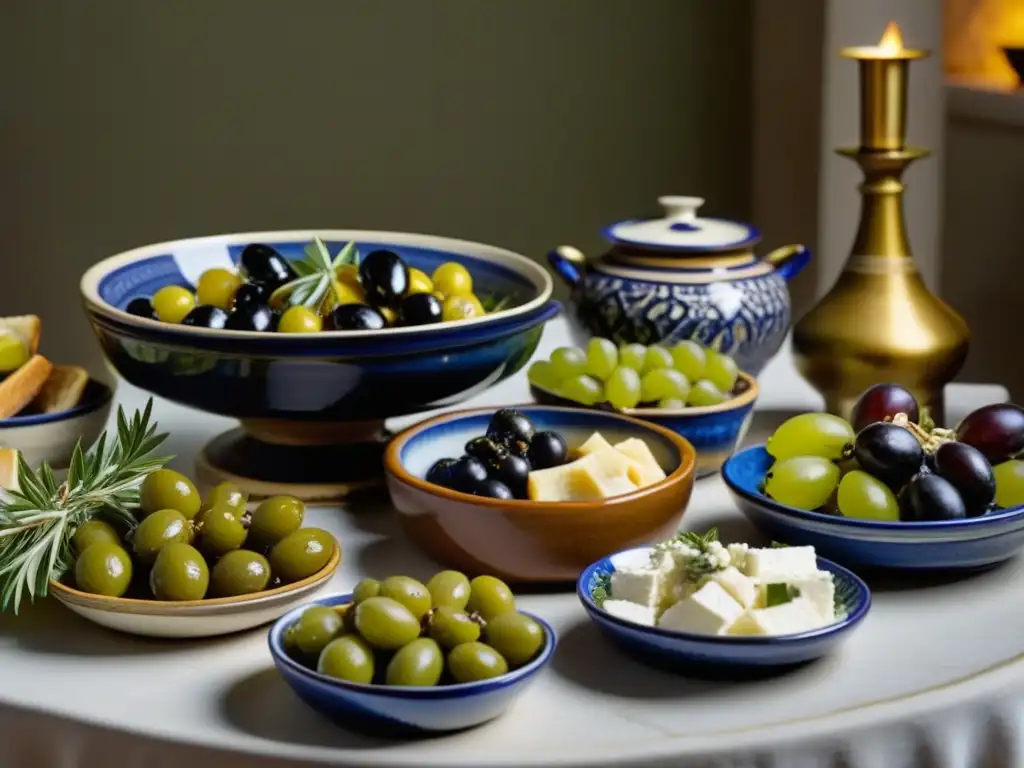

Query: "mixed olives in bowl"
(268, 570), (555, 735)
(49, 470), (342, 638)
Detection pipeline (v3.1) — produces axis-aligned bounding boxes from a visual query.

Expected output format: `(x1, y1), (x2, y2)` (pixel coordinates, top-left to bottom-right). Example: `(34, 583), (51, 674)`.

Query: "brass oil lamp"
(793, 22), (970, 424)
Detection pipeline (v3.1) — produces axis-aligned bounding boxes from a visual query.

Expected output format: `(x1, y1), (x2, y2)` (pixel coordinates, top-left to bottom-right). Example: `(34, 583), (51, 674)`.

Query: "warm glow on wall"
(944, 0), (1024, 86)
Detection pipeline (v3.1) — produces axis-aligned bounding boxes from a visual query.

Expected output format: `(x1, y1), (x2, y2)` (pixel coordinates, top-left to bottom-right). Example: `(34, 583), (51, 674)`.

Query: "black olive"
(126, 297), (157, 319)
(331, 304), (387, 331)
(358, 250), (409, 307)
(425, 458), (459, 489)
(225, 305), (277, 332)
(448, 456), (488, 494)
(182, 305), (230, 329)
(487, 453), (530, 498)
(232, 282), (272, 312)
(528, 431), (568, 469)
(400, 293), (443, 326)
(239, 244), (296, 288)
(486, 409), (535, 456)
(465, 437), (506, 464)
(476, 479), (514, 500)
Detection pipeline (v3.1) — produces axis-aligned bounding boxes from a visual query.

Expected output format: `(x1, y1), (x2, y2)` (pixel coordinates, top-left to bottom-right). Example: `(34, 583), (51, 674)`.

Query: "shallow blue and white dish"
(723, 445), (1024, 571)
(268, 593), (556, 736)
(578, 546), (870, 676)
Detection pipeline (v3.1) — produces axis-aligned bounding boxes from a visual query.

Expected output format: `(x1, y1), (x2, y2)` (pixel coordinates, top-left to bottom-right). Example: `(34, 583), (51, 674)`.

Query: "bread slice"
(0, 316), (41, 355)
(32, 365), (89, 414)
(0, 448), (20, 492)
(0, 355), (53, 418)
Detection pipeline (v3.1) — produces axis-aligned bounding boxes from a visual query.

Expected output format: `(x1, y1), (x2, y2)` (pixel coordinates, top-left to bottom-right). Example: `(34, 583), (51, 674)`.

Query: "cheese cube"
(710, 566), (758, 608)
(742, 546), (818, 582)
(613, 438), (667, 487)
(780, 572), (835, 622)
(657, 581), (744, 635)
(726, 597), (828, 637)
(577, 432), (615, 457)
(527, 449), (638, 501)
(602, 599), (657, 626)
(610, 567), (662, 609)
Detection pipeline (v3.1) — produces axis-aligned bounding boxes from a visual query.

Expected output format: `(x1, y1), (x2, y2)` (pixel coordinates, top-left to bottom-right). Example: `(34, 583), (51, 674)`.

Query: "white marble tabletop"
(0, 317), (1019, 768)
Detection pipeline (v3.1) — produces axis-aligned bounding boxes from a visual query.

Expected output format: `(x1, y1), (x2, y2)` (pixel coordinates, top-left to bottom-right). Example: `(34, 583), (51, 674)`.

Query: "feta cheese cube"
(657, 581), (744, 635)
(784, 572), (835, 622)
(742, 546), (818, 582)
(602, 599), (656, 626)
(610, 567), (661, 609)
(727, 597), (828, 637)
(710, 566), (758, 608)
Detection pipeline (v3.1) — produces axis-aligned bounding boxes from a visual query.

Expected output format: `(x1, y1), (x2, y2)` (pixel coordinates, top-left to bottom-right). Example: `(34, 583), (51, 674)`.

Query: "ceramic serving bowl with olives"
(49, 470), (342, 638)
(80, 230), (558, 501)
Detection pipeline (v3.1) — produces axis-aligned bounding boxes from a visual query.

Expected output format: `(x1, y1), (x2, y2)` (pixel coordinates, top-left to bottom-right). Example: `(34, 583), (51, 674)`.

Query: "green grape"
(657, 397), (686, 409)
(763, 456), (840, 510)
(550, 347), (587, 379)
(836, 470), (899, 521)
(605, 365), (642, 409)
(641, 345), (673, 374)
(705, 350), (739, 393)
(640, 368), (690, 403)
(527, 361), (561, 392)
(670, 340), (707, 381)
(558, 375), (603, 406)
(993, 460), (1024, 508)
(687, 379), (727, 407)
(584, 338), (619, 381)
(766, 412), (856, 461)
(618, 343), (646, 371)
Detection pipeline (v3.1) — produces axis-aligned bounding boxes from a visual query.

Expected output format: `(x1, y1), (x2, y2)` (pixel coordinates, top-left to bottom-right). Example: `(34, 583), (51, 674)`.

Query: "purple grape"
(850, 383), (920, 433)
(932, 441), (995, 517)
(899, 473), (967, 522)
(853, 422), (923, 490)
(955, 403), (1024, 464)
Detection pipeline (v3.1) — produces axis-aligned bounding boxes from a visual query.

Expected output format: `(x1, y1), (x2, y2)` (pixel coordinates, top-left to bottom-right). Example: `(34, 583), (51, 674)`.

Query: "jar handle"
(764, 244), (811, 282)
(547, 246), (586, 288)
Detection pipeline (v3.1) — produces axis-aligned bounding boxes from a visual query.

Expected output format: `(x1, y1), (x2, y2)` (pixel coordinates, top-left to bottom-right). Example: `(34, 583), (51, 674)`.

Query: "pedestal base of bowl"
(195, 420), (391, 503)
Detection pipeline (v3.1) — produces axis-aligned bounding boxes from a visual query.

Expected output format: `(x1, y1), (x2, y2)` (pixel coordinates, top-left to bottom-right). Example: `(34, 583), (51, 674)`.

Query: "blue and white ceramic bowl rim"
(723, 444), (1024, 533)
(0, 379), (113, 428)
(268, 592), (556, 697)
(577, 546), (871, 645)
(80, 229), (553, 341)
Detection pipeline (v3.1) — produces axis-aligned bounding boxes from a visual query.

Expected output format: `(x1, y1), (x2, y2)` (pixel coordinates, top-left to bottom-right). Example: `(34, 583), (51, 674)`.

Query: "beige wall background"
(0, 0), (752, 375)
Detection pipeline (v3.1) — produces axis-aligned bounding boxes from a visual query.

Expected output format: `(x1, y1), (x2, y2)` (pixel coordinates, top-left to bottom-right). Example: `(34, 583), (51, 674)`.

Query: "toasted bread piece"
(0, 355), (52, 418)
(0, 448), (20, 492)
(0, 316), (41, 355)
(33, 365), (89, 414)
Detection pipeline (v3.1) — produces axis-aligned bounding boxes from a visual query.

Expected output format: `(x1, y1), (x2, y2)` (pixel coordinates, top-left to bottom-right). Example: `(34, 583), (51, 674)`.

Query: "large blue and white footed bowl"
(548, 196), (810, 375)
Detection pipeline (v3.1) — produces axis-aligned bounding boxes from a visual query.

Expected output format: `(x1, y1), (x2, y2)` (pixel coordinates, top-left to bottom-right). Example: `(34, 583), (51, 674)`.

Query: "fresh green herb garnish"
(770, 540), (789, 549)
(651, 528), (725, 583)
(0, 401), (170, 613)
(764, 583), (801, 607)
(272, 237), (360, 312)
(591, 572), (612, 607)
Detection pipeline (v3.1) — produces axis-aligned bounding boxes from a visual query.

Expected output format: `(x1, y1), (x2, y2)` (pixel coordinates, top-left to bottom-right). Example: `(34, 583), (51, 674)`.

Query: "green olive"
(72, 519), (120, 556)
(249, 496), (305, 546)
(465, 575), (516, 621)
(446, 641), (509, 683)
(352, 578), (380, 604)
(426, 570), (470, 611)
(202, 482), (248, 518)
(149, 543), (209, 601)
(132, 508), (193, 565)
(385, 638), (443, 687)
(268, 527), (335, 583)
(139, 469), (201, 520)
(427, 606), (481, 649)
(287, 605), (343, 655)
(195, 504), (248, 557)
(209, 550), (271, 597)
(317, 634), (375, 684)
(484, 611), (544, 668)
(353, 596), (421, 650)
(74, 542), (132, 597)
(378, 575), (432, 620)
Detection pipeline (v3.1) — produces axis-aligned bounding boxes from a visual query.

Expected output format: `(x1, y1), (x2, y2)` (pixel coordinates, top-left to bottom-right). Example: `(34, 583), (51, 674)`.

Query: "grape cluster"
(762, 383), (1024, 522)
(527, 337), (740, 410)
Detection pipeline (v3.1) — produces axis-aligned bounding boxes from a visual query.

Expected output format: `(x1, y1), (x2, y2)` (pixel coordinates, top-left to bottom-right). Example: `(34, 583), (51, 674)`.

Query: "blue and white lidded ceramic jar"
(548, 196), (811, 375)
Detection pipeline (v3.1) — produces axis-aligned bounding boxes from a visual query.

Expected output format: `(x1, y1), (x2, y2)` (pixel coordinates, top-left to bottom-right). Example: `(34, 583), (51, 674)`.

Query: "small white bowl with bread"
(0, 315), (113, 481)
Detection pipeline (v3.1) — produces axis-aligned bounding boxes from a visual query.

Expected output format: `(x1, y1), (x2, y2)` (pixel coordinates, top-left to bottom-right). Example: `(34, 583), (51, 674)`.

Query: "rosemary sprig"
(0, 400), (171, 613)
(652, 527), (724, 582)
(270, 238), (360, 313)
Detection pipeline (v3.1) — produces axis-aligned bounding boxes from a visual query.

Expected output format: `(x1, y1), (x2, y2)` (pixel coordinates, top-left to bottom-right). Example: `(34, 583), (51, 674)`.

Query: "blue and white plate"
(577, 546), (870, 674)
(268, 593), (556, 736)
(723, 446), (1024, 571)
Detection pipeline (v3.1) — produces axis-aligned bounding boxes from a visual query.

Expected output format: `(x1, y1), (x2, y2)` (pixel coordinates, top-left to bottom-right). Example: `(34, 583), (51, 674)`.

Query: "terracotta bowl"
(384, 405), (696, 583)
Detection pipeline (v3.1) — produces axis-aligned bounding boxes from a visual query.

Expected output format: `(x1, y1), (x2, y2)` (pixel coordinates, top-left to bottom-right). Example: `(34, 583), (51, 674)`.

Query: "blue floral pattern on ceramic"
(268, 593), (556, 735)
(577, 546), (870, 674)
(723, 446), (1024, 570)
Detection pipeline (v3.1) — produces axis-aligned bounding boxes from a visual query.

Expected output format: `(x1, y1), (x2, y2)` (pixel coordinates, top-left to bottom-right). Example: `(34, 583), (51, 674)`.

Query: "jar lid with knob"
(603, 196), (761, 254)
